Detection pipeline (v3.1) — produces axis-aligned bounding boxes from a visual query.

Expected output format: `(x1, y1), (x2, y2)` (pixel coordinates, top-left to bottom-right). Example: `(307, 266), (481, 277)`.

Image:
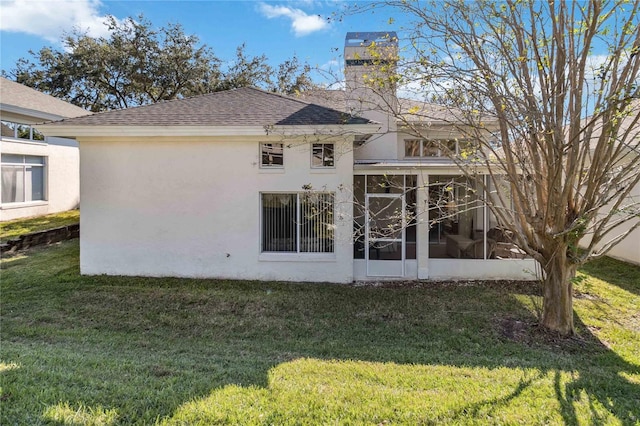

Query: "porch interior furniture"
(461, 238), (497, 259)
(487, 227), (526, 259)
(445, 234), (475, 258)
(494, 242), (527, 259)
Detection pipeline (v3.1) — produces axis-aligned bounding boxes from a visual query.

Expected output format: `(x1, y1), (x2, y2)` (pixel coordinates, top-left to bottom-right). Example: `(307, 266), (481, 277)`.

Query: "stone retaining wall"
(0, 224), (79, 254)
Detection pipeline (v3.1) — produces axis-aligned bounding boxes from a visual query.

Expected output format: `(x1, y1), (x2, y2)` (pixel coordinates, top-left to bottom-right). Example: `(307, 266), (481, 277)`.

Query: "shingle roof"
(0, 77), (88, 119)
(45, 87), (372, 127)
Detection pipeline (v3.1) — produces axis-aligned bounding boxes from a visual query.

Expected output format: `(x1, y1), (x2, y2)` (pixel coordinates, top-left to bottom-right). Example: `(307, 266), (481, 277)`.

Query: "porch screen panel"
(300, 193), (334, 253)
(262, 193), (297, 252)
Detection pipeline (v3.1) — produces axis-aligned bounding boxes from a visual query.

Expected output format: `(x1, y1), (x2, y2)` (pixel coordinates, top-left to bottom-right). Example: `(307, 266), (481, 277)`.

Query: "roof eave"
(37, 123), (382, 138)
(1, 103), (80, 122)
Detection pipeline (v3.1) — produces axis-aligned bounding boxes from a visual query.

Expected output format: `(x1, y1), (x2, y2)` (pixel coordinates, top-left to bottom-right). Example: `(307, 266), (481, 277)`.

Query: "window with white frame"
(1, 120), (45, 142)
(1, 154), (46, 204)
(261, 143), (284, 168)
(404, 139), (475, 158)
(261, 192), (334, 253)
(312, 143), (335, 168)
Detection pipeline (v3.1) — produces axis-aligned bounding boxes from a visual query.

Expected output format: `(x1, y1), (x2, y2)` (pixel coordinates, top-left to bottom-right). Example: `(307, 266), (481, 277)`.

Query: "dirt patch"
(574, 291), (603, 301)
(498, 317), (532, 342)
(497, 316), (607, 353)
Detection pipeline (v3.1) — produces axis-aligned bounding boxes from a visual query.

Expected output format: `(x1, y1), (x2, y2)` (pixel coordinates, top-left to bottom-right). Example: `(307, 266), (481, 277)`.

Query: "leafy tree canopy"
(3, 15), (316, 111)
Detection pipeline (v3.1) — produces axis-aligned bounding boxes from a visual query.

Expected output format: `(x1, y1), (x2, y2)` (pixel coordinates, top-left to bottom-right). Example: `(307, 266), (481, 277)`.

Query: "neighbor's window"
(1, 154), (46, 204)
(1, 120), (45, 142)
(262, 192), (334, 253)
(312, 143), (335, 168)
(261, 143), (284, 168)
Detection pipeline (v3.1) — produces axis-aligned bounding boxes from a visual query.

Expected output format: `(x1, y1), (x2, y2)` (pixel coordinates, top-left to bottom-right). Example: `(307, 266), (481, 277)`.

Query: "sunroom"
(351, 167), (538, 281)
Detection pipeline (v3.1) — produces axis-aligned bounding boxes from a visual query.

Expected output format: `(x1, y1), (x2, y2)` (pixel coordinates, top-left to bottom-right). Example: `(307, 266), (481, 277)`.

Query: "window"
(261, 143), (284, 168)
(404, 139), (474, 158)
(1, 154), (46, 204)
(262, 192), (334, 253)
(312, 143), (335, 168)
(1, 120), (45, 142)
(404, 139), (421, 157)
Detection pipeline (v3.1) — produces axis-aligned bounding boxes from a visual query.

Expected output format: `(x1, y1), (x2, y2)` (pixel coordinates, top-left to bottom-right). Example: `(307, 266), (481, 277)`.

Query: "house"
(1, 77), (88, 221)
(38, 32), (538, 282)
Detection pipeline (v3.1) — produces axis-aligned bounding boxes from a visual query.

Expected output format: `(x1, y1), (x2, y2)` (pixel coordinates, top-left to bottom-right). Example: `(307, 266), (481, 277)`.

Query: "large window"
(261, 143), (284, 168)
(405, 139), (476, 158)
(1, 154), (46, 204)
(312, 143), (335, 168)
(1, 120), (45, 142)
(262, 192), (334, 253)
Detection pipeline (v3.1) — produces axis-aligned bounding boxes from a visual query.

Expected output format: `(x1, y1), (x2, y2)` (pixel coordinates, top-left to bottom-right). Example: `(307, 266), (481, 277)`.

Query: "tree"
(273, 54), (317, 95)
(6, 16), (223, 111)
(4, 15), (317, 111)
(218, 44), (317, 95)
(217, 44), (273, 92)
(354, 0), (639, 335)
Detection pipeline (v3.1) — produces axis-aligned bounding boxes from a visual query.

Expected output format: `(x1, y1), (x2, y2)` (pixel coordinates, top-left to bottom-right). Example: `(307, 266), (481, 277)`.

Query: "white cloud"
(0, 0), (114, 42)
(320, 59), (339, 70)
(258, 3), (328, 36)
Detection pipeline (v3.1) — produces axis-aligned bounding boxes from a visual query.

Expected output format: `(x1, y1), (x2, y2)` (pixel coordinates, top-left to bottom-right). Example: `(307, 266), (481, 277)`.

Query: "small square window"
(423, 140), (441, 157)
(405, 139), (421, 157)
(261, 143), (284, 168)
(312, 143), (334, 168)
(442, 140), (456, 155)
(32, 127), (45, 141)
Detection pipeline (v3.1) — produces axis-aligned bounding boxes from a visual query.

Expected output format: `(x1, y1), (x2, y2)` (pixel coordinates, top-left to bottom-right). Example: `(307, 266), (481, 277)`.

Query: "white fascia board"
(0, 104), (69, 122)
(37, 124), (382, 139)
(353, 162), (492, 175)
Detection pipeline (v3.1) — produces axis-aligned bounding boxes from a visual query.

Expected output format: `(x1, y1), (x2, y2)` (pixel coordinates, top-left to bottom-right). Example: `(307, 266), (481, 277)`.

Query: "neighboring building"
(39, 32), (538, 282)
(1, 77), (88, 221)
(580, 101), (640, 265)
(606, 180), (640, 265)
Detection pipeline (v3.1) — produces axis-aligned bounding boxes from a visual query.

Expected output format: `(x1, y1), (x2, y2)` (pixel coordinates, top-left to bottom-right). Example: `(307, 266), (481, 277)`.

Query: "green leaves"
(4, 14), (316, 111)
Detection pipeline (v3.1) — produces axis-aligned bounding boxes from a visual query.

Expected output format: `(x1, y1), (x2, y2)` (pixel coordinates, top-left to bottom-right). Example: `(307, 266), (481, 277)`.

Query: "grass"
(0, 210), (79, 242)
(1, 240), (639, 425)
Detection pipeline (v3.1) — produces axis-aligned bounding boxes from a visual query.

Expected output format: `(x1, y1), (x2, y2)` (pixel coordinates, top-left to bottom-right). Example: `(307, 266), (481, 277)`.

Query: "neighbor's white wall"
(0, 136), (79, 221)
(78, 136), (355, 283)
(581, 182), (640, 265)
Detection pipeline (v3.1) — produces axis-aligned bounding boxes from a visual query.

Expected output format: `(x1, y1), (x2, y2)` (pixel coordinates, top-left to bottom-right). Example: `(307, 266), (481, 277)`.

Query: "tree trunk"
(541, 249), (576, 336)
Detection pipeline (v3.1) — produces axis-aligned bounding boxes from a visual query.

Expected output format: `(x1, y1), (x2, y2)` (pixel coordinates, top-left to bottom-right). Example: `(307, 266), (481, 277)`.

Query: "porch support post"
(417, 173), (430, 279)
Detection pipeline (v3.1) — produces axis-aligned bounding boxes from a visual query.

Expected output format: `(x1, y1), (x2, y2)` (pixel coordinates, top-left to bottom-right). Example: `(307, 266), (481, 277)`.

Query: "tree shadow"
(2, 245), (639, 424)
(549, 313), (640, 425)
(157, 281), (638, 424)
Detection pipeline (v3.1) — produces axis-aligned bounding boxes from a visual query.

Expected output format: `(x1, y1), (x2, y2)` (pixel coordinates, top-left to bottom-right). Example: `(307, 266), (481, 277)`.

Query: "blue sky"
(0, 0), (400, 85)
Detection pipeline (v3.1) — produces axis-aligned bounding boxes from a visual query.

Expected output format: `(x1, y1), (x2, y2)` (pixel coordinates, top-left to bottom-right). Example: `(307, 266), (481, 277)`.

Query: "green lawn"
(0, 210), (79, 242)
(1, 240), (639, 425)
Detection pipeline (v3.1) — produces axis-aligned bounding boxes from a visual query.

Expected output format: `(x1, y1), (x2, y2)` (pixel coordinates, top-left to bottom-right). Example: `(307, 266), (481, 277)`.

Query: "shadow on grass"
(1, 241), (639, 424)
(550, 314), (639, 426)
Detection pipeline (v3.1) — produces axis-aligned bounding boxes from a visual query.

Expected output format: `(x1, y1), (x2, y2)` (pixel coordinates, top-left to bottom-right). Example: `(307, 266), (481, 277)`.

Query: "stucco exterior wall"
(1, 136), (79, 221)
(582, 182), (640, 265)
(78, 136), (355, 283)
